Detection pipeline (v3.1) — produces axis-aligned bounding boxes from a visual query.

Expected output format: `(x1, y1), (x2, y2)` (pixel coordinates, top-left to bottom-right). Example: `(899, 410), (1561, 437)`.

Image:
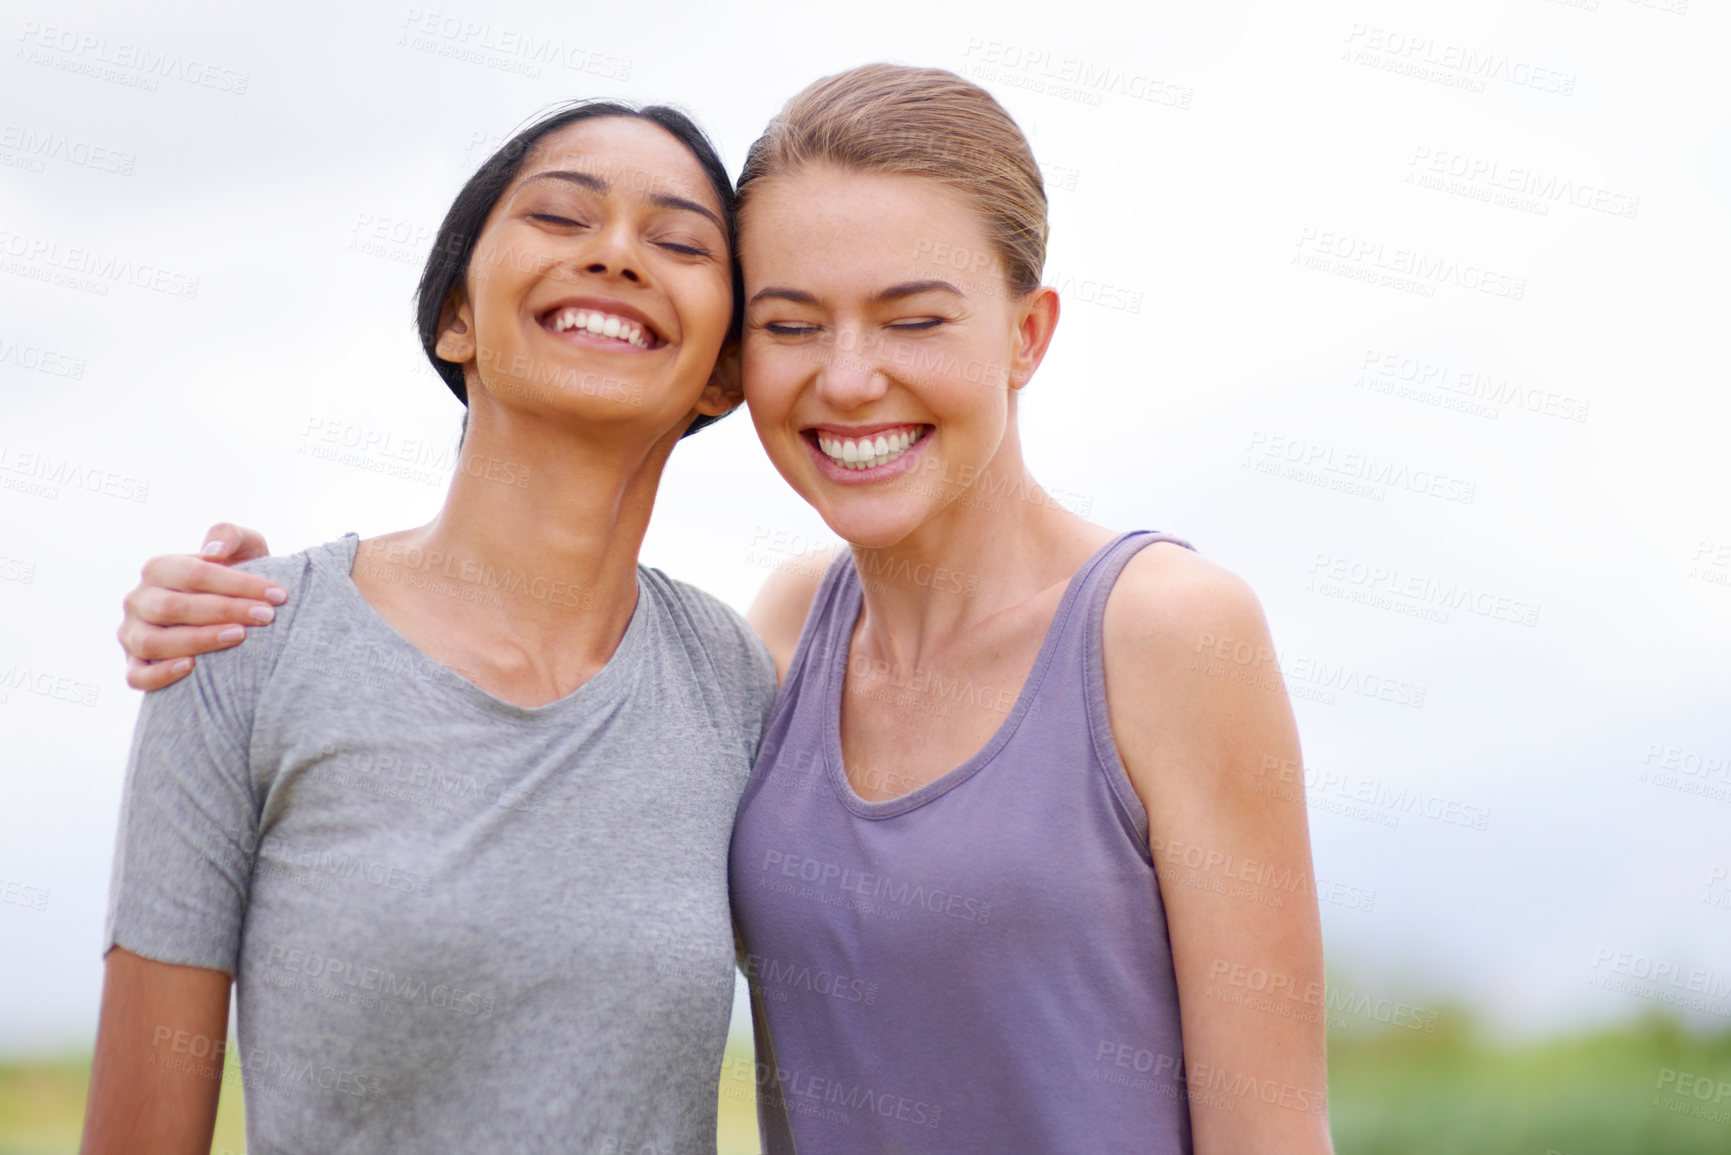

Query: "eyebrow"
(520, 170), (726, 234)
(870, 279), (964, 304)
(749, 280), (965, 307)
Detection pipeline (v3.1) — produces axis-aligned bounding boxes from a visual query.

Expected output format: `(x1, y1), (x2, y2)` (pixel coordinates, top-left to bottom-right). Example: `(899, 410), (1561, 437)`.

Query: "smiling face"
(740, 165), (1055, 547)
(436, 116), (737, 441)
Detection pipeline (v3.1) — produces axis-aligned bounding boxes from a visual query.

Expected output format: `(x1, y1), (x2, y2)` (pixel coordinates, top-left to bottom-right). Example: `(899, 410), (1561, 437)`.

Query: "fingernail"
(173, 658), (194, 673)
(265, 586), (287, 605)
(249, 605), (275, 624)
(219, 625), (245, 643)
(202, 540), (227, 558)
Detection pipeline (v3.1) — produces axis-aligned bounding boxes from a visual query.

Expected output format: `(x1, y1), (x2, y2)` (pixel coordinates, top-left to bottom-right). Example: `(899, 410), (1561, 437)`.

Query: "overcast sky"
(2, 0), (1728, 1055)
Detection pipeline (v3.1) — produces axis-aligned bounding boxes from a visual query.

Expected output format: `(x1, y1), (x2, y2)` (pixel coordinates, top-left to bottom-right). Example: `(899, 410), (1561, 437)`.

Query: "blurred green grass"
(1327, 1011), (1731, 1155)
(5, 1016), (1728, 1154)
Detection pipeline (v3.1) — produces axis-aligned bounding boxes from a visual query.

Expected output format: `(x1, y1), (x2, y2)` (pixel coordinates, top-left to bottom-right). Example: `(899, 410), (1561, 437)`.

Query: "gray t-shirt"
(106, 534), (778, 1155)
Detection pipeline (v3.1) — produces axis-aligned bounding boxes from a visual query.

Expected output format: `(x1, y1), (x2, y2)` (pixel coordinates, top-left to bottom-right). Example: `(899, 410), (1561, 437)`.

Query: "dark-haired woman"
(82, 106), (770, 1155)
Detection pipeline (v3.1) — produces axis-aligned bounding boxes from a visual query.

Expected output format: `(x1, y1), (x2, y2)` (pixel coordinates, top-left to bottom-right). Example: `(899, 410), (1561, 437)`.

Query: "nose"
(578, 219), (644, 283)
(584, 259), (641, 283)
(814, 326), (888, 411)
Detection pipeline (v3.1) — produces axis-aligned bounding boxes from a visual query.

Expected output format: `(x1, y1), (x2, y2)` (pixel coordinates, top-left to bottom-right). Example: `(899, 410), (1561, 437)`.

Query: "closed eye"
(888, 318), (944, 331)
(530, 213), (586, 227)
(659, 242), (713, 258)
(764, 322), (820, 336)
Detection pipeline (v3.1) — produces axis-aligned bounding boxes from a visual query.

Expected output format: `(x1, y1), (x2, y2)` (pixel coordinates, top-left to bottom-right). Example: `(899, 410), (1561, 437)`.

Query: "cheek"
(473, 230), (536, 282)
(741, 342), (793, 403)
(679, 273), (735, 356)
(468, 245), (534, 323)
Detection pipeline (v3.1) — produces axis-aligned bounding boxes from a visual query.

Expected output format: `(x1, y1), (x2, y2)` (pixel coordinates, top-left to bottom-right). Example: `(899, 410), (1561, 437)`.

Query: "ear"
(1007, 286), (1060, 392)
(692, 338), (744, 417)
(433, 287), (477, 365)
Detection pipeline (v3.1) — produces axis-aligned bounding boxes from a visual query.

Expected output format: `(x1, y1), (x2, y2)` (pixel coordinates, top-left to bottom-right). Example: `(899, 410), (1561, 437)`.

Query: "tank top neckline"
(821, 531), (1149, 819)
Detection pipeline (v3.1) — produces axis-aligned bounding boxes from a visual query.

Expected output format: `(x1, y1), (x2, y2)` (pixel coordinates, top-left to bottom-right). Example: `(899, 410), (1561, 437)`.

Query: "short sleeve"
(103, 552), (309, 973)
(653, 573), (780, 761)
(711, 603), (778, 760)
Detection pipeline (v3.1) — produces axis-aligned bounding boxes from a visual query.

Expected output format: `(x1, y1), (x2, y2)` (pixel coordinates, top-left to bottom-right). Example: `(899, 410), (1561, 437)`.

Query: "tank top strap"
(1042, 529), (1197, 850)
(1049, 530), (1196, 673)
(778, 550), (863, 696)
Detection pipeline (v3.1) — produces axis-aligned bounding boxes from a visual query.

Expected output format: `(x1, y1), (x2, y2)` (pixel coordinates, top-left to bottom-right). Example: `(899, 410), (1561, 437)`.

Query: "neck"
(846, 419), (1103, 665)
(379, 399), (686, 667)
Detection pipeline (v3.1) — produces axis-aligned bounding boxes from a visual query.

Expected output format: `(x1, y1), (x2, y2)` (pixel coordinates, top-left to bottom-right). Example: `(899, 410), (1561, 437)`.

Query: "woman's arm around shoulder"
(1102, 543), (1334, 1155)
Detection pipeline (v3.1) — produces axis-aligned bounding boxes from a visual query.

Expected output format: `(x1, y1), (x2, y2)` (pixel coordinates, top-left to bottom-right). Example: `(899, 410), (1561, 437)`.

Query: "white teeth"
(548, 307), (652, 349)
(815, 427), (925, 471)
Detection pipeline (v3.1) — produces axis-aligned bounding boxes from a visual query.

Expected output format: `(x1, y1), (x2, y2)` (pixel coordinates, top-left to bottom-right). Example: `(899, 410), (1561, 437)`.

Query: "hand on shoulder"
(119, 523), (282, 691)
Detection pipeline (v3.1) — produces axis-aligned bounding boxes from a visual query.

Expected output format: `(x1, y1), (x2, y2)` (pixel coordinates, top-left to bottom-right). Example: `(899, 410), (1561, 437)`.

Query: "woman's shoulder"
(188, 536), (356, 683)
(639, 566), (776, 676)
(1099, 535), (1295, 826)
(1102, 537), (1275, 700)
(231, 534), (353, 603)
(744, 545), (843, 684)
(639, 567), (782, 744)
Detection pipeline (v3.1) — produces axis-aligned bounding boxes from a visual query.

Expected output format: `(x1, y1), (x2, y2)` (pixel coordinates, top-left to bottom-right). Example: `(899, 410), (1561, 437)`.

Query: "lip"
(536, 296), (668, 350)
(803, 422), (927, 438)
(800, 424), (933, 485)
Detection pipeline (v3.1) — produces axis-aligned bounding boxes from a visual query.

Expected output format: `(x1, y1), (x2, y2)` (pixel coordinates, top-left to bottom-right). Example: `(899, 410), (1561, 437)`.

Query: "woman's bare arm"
(1105, 545), (1334, 1155)
(118, 523), (282, 691)
(81, 947), (233, 1155)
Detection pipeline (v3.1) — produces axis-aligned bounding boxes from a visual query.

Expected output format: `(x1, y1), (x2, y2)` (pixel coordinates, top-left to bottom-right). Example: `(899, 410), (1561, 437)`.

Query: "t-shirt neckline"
(313, 533), (647, 719)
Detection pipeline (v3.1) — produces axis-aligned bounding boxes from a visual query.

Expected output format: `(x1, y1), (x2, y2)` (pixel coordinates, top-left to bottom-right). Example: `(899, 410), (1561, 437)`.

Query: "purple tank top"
(730, 531), (1196, 1155)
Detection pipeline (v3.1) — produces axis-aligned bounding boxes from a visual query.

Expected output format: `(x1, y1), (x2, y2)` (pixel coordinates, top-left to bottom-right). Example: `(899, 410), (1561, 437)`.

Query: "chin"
(811, 496), (931, 551)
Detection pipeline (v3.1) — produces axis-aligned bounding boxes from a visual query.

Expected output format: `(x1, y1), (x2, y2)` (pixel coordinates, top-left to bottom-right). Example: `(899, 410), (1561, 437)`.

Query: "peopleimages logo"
(1341, 24), (1576, 97)
(397, 8), (631, 81)
(0, 123), (136, 176)
(1305, 552), (1541, 628)
(1407, 146), (1639, 220)
(760, 849), (995, 924)
(14, 22), (251, 94)
(0, 229), (200, 299)
(960, 38), (1192, 110)
(0, 661), (100, 708)
(0, 335), (86, 379)
(1294, 227), (1526, 301)
(1588, 947), (1731, 1016)
(262, 944), (497, 1019)
(1244, 431), (1478, 505)
(739, 952), (881, 1006)
(1355, 349), (1591, 424)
